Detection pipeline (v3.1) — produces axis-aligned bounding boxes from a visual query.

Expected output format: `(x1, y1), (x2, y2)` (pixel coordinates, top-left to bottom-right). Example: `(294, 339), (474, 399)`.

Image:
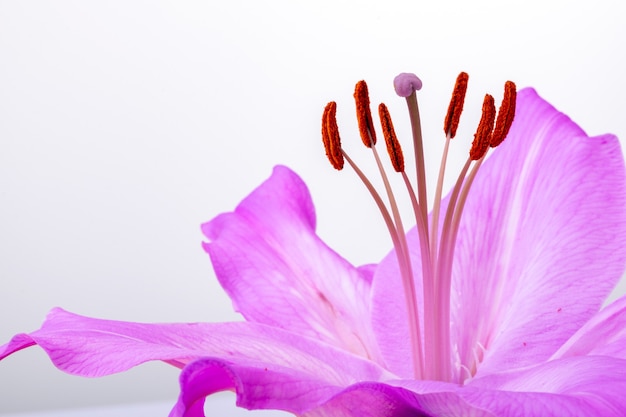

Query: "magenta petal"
(302, 383), (434, 417)
(172, 362), (420, 417)
(169, 360), (235, 417)
(462, 390), (623, 417)
(456, 89), (626, 376)
(300, 382), (495, 417)
(202, 166), (381, 360)
(552, 294), (626, 360)
(0, 308), (387, 384)
(466, 356), (626, 416)
(392, 355), (626, 417)
(173, 369), (495, 417)
(1, 308), (205, 375)
(371, 88), (626, 379)
(170, 358), (347, 417)
(370, 234), (424, 377)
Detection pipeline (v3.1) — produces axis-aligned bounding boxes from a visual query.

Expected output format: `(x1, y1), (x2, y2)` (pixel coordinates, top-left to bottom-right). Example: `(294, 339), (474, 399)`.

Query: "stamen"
(354, 81), (377, 147)
(469, 94), (496, 161)
(322, 87), (424, 378)
(378, 103), (404, 172)
(321, 102), (344, 170)
(443, 72), (469, 138)
(432, 72), (469, 274)
(490, 81), (517, 147)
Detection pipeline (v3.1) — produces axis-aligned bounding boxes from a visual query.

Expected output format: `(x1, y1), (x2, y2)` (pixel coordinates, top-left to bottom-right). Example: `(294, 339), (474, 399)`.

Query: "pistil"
(354, 81), (424, 378)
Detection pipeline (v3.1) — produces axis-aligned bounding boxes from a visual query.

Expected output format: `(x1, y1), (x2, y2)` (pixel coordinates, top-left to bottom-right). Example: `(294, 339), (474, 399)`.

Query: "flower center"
(321, 73), (517, 382)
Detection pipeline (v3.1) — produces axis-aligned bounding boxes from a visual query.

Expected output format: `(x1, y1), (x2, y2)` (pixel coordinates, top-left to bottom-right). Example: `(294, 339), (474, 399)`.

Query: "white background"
(1, 1), (625, 415)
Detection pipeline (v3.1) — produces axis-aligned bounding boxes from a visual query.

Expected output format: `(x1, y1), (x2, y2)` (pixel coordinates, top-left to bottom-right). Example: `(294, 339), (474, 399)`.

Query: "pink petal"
(384, 355), (626, 416)
(370, 88), (626, 379)
(465, 356), (626, 416)
(0, 308), (387, 384)
(369, 232), (423, 377)
(173, 366), (495, 417)
(552, 294), (626, 360)
(457, 88), (626, 376)
(300, 382), (496, 417)
(170, 358), (350, 416)
(202, 166), (381, 361)
(463, 391), (623, 417)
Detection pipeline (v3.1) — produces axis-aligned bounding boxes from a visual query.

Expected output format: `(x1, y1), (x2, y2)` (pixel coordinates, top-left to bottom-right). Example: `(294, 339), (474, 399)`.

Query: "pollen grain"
(469, 94), (496, 160)
(379, 103), (405, 172)
(322, 101), (344, 170)
(443, 72), (469, 139)
(354, 80), (377, 148)
(490, 81), (517, 148)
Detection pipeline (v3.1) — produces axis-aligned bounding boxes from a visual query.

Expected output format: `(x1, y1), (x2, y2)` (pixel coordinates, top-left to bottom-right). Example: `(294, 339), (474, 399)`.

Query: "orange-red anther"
(354, 80), (377, 147)
(490, 81), (517, 147)
(469, 94), (496, 160)
(321, 101), (344, 170)
(378, 103), (404, 172)
(443, 72), (469, 138)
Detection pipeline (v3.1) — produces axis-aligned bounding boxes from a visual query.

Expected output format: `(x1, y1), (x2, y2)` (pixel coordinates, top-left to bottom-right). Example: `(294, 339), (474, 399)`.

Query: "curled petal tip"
(393, 73), (423, 97)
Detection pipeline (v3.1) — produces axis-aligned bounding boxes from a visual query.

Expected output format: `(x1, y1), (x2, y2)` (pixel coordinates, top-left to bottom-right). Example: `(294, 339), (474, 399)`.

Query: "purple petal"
(552, 294), (626, 360)
(382, 355), (626, 416)
(172, 366), (494, 417)
(465, 355), (626, 416)
(170, 358), (347, 416)
(370, 237), (425, 377)
(0, 308), (387, 384)
(202, 166), (381, 361)
(370, 88), (626, 379)
(300, 382), (496, 417)
(462, 390), (624, 417)
(456, 88), (626, 376)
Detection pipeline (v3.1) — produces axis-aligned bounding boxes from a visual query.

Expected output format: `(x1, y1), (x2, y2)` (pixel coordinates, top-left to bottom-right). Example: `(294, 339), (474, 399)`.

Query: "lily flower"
(3, 73), (626, 417)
